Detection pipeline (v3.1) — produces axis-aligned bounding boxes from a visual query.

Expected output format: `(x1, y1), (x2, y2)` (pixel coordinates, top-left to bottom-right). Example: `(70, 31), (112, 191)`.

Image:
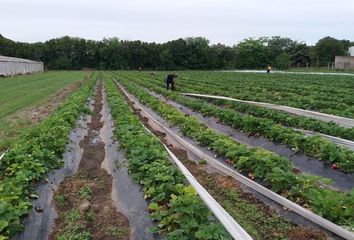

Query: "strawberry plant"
(0, 76), (95, 238)
(114, 75), (354, 228)
(104, 78), (230, 239)
(118, 72), (354, 173)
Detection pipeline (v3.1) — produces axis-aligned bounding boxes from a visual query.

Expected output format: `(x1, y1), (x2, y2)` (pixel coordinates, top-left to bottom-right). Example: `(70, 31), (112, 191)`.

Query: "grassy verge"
(0, 71), (92, 151)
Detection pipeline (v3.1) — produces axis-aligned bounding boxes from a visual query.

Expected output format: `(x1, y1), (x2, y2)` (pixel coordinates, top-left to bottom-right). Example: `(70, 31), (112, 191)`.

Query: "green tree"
(234, 38), (271, 69)
(314, 37), (349, 66)
(275, 52), (292, 69)
(211, 44), (236, 69)
(185, 37), (214, 69)
(267, 36), (294, 62)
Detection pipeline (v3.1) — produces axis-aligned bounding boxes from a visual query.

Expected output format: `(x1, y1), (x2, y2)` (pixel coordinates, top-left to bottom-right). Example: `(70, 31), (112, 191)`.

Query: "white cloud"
(1, 0), (353, 45)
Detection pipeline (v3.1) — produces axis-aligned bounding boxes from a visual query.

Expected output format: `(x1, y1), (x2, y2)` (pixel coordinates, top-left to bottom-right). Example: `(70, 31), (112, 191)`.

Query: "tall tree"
(234, 38), (271, 69)
(314, 37), (349, 66)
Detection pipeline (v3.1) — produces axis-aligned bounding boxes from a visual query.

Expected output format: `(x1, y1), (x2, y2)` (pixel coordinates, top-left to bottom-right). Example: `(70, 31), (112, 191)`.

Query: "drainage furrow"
(49, 81), (130, 239)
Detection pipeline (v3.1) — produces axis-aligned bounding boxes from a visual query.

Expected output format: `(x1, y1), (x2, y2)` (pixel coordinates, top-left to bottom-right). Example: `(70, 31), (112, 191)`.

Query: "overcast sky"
(1, 0), (353, 46)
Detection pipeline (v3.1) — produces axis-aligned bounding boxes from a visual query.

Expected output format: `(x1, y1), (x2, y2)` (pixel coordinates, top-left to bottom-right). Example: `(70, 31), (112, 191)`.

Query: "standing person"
(166, 73), (177, 90)
(267, 65), (272, 73)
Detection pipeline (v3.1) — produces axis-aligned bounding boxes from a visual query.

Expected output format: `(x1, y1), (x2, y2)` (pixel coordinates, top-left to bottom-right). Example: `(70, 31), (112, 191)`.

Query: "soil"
(145, 88), (354, 192)
(9, 80), (85, 124)
(115, 82), (327, 240)
(50, 82), (130, 240)
(184, 160), (326, 240)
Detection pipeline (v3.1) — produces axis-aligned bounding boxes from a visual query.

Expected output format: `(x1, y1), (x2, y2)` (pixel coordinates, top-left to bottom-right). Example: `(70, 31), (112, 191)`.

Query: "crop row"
(103, 78), (230, 239)
(169, 71), (354, 118)
(174, 76), (354, 141)
(112, 74), (354, 228)
(124, 71), (354, 141)
(0, 74), (96, 238)
(177, 75), (354, 111)
(117, 72), (354, 173)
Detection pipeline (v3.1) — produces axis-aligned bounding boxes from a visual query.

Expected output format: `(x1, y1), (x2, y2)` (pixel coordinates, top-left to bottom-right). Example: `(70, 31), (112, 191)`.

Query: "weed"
(79, 185), (92, 199)
(54, 194), (67, 207)
(86, 209), (94, 222)
(105, 225), (129, 238)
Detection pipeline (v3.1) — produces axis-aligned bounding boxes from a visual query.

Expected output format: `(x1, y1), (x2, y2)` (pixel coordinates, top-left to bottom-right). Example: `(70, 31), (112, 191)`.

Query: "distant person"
(267, 65), (272, 73)
(138, 66), (142, 72)
(165, 73), (177, 90)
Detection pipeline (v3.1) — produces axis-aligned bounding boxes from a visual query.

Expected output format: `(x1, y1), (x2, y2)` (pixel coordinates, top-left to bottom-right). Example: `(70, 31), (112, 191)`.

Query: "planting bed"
(141, 87), (354, 191)
(0, 74), (95, 238)
(2, 70), (354, 240)
(115, 72), (354, 173)
(108, 73), (354, 234)
(112, 78), (330, 239)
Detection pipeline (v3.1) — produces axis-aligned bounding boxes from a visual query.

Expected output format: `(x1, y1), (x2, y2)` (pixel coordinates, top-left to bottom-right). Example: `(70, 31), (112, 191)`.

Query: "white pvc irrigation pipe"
(295, 128), (354, 151)
(116, 80), (253, 239)
(115, 81), (354, 240)
(0, 149), (9, 161)
(164, 146), (253, 240)
(143, 124), (253, 240)
(181, 93), (354, 128)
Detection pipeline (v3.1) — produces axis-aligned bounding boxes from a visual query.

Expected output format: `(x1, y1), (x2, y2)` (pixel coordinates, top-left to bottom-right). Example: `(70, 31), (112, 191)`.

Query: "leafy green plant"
(79, 185), (92, 199)
(0, 76), (95, 238)
(113, 74), (354, 228)
(120, 73), (354, 172)
(104, 78), (230, 239)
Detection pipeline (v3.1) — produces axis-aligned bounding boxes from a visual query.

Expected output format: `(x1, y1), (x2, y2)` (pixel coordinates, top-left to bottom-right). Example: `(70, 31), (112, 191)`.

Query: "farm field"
(0, 71), (89, 119)
(1, 71), (354, 240)
(0, 71), (89, 150)
(114, 71), (354, 172)
(147, 71), (354, 118)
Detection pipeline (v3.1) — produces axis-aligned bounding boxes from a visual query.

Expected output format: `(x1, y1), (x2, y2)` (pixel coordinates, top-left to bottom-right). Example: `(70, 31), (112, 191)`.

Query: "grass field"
(0, 71), (88, 119)
(0, 71), (89, 150)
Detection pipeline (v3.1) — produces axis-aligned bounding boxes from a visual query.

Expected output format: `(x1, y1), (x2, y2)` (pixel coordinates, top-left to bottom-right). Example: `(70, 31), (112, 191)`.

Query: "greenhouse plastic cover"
(0, 55), (44, 76)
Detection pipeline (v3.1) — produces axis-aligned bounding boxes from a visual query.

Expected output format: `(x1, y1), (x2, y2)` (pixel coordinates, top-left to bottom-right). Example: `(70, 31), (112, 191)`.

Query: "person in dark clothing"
(166, 73), (177, 90)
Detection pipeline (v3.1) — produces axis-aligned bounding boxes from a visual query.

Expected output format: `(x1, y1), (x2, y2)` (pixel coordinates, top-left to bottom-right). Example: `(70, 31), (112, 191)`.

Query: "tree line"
(0, 34), (352, 70)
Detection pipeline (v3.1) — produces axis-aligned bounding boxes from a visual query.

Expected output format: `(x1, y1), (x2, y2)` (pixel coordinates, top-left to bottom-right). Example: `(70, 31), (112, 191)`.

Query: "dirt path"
(50, 82), (130, 240)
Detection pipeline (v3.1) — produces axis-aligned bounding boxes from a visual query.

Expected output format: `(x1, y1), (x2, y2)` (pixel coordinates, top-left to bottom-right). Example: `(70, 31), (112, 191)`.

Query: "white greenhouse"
(0, 55), (44, 76)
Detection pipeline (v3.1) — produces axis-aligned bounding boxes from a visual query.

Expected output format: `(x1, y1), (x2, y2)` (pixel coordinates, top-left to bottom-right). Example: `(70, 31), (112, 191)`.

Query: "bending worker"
(165, 73), (177, 90)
